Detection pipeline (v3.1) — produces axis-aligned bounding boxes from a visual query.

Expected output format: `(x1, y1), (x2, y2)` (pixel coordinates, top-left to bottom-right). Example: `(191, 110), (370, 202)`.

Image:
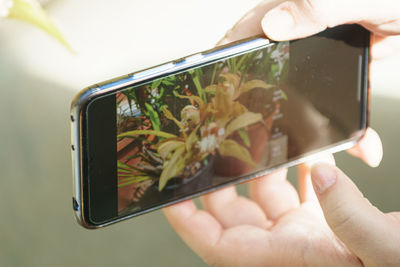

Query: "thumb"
(261, 0), (400, 40)
(311, 163), (400, 266)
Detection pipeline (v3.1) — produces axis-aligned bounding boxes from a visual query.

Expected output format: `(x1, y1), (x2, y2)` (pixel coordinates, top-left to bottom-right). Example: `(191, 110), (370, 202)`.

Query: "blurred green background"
(0, 0), (399, 266)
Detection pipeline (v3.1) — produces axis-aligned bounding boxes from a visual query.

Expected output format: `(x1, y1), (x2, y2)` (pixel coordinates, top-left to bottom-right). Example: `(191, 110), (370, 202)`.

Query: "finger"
(311, 163), (400, 266)
(347, 128), (383, 168)
(261, 0), (400, 41)
(387, 212), (400, 223)
(248, 168), (299, 221)
(298, 155), (335, 204)
(298, 164), (318, 204)
(163, 200), (223, 260)
(218, 0), (284, 45)
(200, 186), (272, 229)
(371, 34), (400, 60)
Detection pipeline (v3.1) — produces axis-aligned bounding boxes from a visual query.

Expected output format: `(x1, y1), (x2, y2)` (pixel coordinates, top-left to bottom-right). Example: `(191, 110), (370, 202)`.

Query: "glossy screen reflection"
(116, 28), (365, 215)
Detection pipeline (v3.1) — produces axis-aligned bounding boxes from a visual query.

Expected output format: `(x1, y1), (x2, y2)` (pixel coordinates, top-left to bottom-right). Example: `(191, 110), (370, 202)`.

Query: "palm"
(163, 164), (361, 267)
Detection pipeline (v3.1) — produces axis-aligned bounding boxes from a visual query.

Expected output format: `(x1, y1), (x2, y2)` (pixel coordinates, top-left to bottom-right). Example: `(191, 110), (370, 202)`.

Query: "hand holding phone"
(162, 0), (400, 265)
(71, 25), (370, 229)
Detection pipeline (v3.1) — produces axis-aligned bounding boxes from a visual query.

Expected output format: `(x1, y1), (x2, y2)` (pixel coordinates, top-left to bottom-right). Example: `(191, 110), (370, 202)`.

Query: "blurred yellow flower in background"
(1, 0), (72, 51)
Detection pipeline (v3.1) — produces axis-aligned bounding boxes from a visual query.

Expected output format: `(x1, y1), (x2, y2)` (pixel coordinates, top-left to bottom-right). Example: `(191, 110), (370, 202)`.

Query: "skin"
(164, 0), (400, 266)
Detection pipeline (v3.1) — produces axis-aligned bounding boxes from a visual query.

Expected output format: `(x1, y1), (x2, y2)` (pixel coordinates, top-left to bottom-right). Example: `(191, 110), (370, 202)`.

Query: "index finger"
(163, 200), (222, 260)
(218, 0), (284, 45)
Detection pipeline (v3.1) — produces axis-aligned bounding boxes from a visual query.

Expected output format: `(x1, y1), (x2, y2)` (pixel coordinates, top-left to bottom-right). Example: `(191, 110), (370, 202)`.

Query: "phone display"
(116, 41), (290, 214)
(71, 25), (370, 228)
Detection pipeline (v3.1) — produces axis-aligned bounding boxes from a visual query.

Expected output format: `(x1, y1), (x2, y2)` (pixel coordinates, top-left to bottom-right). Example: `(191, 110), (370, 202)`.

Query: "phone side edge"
(70, 86), (101, 229)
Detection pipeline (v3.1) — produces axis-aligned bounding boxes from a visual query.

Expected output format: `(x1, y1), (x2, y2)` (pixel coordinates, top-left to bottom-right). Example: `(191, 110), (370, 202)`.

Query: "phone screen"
(84, 25), (369, 224)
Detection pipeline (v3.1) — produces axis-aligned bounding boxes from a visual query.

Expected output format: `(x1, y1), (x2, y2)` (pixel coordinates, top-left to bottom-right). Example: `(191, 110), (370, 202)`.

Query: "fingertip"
(310, 163), (338, 195)
(163, 200), (223, 259)
(304, 154), (336, 169)
(163, 200), (197, 221)
(299, 155), (336, 202)
(347, 128), (383, 168)
(261, 3), (295, 41)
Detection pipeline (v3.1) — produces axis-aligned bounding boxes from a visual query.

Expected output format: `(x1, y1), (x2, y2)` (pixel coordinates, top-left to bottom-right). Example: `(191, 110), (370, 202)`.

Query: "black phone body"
(71, 25), (370, 229)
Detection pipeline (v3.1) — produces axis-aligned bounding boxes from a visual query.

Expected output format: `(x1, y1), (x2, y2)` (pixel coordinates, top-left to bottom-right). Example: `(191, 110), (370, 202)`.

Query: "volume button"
(173, 53), (204, 66)
(184, 53), (203, 62)
(133, 63), (174, 79)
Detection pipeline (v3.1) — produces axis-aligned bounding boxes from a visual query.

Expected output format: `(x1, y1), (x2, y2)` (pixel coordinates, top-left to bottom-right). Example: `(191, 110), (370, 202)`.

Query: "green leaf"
(116, 98), (124, 107)
(118, 173), (146, 177)
(210, 63), (218, 85)
(218, 139), (256, 167)
(271, 63), (279, 74)
(117, 168), (132, 174)
(118, 176), (149, 182)
(237, 129), (251, 147)
(151, 79), (162, 90)
(162, 79), (174, 86)
(118, 160), (136, 171)
(280, 61), (289, 81)
(280, 90), (288, 100)
(190, 70), (205, 102)
(118, 130), (177, 140)
(157, 87), (165, 100)
(158, 146), (186, 191)
(118, 176), (152, 188)
(225, 112), (262, 136)
(145, 103), (161, 131)
(236, 53), (248, 72)
(229, 57), (237, 73)
(8, 0), (73, 52)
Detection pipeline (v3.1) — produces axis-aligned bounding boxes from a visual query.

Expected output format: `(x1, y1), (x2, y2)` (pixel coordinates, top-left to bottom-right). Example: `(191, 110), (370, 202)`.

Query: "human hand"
(164, 159), (400, 266)
(310, 163), (400, 266)
(163, 1), (400, 265)
(217, 0), (400, 168)
(164, 158), (400, 266)
(219, 0), (400, 59)
(163, 157), (353, 267)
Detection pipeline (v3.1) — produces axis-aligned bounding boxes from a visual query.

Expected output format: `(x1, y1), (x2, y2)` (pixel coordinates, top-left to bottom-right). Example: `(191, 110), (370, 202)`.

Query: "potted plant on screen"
(116, 43), (289, 200)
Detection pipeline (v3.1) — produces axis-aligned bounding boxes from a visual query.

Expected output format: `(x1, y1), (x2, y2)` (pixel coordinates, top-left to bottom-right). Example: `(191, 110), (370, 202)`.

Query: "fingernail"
(368, 153), (382, 168)
(366, 141), (383, 168)
(261, 6), (295, 40)
(311, 164), (337, 195)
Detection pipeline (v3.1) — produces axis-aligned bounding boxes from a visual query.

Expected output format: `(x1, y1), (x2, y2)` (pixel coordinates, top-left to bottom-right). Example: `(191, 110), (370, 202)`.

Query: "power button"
(72, 197), (80, 211)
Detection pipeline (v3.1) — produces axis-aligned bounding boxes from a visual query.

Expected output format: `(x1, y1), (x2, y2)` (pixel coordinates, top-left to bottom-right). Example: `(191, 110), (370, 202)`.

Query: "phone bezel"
(71, 30), (370, 229)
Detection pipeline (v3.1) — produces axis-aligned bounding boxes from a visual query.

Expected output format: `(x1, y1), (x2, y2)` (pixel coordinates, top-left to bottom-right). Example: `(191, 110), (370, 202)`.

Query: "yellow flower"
(180, 105), (200, 131)
(6, 0), (73, 52)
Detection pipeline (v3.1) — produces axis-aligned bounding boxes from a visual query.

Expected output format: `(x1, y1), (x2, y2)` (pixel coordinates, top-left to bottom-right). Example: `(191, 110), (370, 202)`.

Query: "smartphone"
(71, 24), (370, 229)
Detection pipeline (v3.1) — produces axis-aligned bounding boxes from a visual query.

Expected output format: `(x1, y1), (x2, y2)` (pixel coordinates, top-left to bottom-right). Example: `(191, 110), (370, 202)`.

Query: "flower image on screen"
(116, 43), (290, 214)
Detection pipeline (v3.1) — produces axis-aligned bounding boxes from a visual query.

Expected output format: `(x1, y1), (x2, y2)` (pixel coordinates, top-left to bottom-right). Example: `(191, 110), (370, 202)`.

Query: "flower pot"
(162, 155), (215, 193)
(118, 156), (216, 215)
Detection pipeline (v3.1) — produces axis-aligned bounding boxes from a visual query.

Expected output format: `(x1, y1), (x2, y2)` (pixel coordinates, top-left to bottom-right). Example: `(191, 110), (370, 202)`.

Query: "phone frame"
(71, 34), (370, 229)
